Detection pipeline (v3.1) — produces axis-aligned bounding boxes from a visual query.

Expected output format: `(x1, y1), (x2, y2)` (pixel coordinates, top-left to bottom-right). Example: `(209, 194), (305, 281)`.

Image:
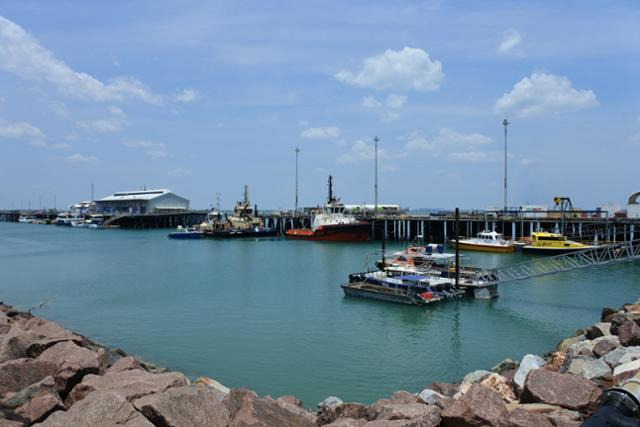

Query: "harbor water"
(1, 222), (639, 406)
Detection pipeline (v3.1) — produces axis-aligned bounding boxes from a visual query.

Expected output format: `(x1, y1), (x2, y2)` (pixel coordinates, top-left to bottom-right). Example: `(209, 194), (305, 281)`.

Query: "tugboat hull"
(285, 223), (370, 241)
(204, 228), (277, 238)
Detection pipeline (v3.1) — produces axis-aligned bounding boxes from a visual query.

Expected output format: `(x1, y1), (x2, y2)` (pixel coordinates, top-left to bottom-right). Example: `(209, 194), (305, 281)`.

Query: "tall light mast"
(374, 136), (379, 216)
(295, 147), (300, 216)
(503, 119), (509, 215)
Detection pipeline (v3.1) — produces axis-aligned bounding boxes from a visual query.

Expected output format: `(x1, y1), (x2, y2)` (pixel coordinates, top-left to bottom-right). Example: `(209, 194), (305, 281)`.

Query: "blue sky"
(1, 1), (638, 211)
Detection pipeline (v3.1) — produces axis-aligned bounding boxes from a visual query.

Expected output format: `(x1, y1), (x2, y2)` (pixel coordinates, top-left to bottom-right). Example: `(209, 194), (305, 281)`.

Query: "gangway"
(476, 239), (640, 285)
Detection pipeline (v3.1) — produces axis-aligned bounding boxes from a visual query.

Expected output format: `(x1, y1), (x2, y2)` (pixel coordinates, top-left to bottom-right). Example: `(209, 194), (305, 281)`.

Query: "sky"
(1, 1), (639, 211)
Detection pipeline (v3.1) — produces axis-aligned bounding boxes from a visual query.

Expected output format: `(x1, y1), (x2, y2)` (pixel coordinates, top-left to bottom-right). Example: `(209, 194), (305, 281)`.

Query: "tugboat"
(285, 176), (370, 241)
(200, 186), (277, 238)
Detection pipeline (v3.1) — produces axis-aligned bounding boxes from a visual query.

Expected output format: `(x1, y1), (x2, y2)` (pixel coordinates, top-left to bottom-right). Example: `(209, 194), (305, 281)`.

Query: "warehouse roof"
(97, 189), (174, 202)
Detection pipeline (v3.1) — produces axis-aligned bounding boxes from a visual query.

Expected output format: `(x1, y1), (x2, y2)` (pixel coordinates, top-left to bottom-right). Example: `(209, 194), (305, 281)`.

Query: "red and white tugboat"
(285, 176), (370, 242)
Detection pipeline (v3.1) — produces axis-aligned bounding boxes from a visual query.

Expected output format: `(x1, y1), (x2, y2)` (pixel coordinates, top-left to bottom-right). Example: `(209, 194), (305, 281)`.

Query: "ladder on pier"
(476, 239), (640, 285)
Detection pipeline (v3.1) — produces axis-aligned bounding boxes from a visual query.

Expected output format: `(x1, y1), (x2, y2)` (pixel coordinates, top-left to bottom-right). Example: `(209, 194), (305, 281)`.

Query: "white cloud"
(108, 106), (126, 118)
(0, 119), (44, 139)
(448, 151), (495, 163)
(77, 118), (122, 133)
(362, 96), (382, 108)
(122, 140), (171, 160)
(386, 94), (407, 109)
(301, 126), (340, 139)
(495, 72), (598, 117)
(167, 167), (192, 176)
(335, 47), (444, 91)
(337, 139), (406, 164)
(66, 153), (97, 163)
(0, 16), (162, 104)
(498, 29), (522, 54)
(405, 128), (491, 151)
(174, 89), (198, 102)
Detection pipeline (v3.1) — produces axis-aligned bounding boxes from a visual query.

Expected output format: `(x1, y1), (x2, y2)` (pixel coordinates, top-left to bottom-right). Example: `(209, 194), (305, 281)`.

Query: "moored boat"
(285, 176), (370, 242)
(521, 231), (597, 254)
(450, 230), (514, 253)
(340, 282), (444, 306)
(168, 226), (203, 239)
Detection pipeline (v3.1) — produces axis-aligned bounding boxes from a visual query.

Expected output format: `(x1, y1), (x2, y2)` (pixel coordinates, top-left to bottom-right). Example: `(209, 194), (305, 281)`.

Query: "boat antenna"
(327, 175), (334, 204)
(244, 185), (249, 205)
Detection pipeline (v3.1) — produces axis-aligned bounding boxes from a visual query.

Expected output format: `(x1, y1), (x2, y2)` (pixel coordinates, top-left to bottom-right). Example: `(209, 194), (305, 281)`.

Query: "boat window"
(538, 236), (565, 241)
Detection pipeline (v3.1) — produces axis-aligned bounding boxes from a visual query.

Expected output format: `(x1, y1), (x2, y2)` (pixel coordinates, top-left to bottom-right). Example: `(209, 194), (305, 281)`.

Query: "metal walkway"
(476, 239), (640, 285)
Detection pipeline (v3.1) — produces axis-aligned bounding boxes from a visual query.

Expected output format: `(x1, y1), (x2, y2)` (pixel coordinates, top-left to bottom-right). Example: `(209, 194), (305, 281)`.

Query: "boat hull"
(521, 245), (594, 255)
(341, 283), (440, 305)
(449, 240), (515, 253)
(285, 223), (370, 241)
(168, 232), (203, 239)
(203, 228), (277, 239)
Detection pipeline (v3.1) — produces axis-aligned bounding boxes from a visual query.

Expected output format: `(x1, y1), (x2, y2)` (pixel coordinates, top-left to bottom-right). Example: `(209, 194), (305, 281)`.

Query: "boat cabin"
(531, 232), (567, 242)
(476, 231), (505, 241)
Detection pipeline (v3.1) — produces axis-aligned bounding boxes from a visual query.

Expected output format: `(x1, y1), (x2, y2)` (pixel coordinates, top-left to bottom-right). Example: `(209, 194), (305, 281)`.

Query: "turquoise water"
(1, 222), (639, 406)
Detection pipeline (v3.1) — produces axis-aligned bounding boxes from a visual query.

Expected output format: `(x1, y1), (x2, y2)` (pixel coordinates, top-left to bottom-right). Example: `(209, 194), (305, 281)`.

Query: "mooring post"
(380, 221), (386, 268)
(455, 207), (460, 287)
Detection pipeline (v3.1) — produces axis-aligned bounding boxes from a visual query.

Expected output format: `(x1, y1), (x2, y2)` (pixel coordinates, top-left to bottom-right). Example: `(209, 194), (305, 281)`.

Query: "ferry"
(521, 231), (596, 254)
(450, 230), (515, 253)
(285, 176), (370, 242)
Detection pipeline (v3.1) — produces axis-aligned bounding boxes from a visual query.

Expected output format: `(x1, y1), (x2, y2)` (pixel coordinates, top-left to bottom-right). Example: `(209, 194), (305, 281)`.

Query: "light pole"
(374, 136), (379, 217)
(503, 119), (509, 216)
(295, 147), (300, 216)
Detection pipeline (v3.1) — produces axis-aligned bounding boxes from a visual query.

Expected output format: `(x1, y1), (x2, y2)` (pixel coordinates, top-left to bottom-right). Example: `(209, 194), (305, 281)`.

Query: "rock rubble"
(2, 298), (640, 426)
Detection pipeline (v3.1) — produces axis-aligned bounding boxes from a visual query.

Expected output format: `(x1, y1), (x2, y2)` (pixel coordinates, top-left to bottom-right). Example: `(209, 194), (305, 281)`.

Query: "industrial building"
(95, 189), (189, 214)
(628, 192), (640, 219)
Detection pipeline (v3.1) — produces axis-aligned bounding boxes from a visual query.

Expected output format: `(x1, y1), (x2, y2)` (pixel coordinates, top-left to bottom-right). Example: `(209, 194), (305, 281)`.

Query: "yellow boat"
(522, 231), (596, 254)
(450, 230), (515, 253)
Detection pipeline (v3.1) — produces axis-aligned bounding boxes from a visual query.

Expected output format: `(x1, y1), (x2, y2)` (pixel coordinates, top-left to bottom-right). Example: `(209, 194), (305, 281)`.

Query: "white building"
(95, 189), (189, 214)
(628, 192), (640, 219)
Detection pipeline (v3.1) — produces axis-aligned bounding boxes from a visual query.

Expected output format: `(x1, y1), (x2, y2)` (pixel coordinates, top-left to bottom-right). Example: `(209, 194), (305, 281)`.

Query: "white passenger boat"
(450, 230), (515, 253)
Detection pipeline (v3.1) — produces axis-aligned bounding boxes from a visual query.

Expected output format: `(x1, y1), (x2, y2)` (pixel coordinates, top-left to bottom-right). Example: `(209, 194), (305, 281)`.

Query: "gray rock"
(33, 391), (153, 427)
(568, 357), (611, 381)
(603, 346), (640, 368)
(513, 354), (545, 392)
(567, 339), (596, 358)
(68, 369), (188, 405)
(556, 334), (586, 353)
(318, 396), (344, 410)
(417, 389), (446, 405)
(508, 407), (553, 427)
(490, 358), (518, 375)
(461, 370), (492, 385)
(318, 402), (377, 425)
(133, 385), (229, 427)
(613, 359), (640, 384)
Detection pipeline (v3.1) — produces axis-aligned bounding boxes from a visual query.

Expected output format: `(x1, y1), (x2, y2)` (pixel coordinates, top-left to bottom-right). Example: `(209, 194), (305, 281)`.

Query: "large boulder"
(37, 341), (100, 371)
(417, 389), (448, 406)
(425, 382), (458, 398)
(67, 369), (188, 405)
(133, 385), (229, 426)
(318, 402), (377, 425)
(1, 376), (63, 425)
(441, 384), (509, 427)
(461, 370), (492, 385)
(513, 354), (545, 392)
(194, 377), (230, 397)
(567, 357), (611, 382)
(556, 334), (586, 353)
(586, 322), (612, 340)
(490, 358), (518, 375)
(520, 369), (601, 412)
(616, 320), (640, 347)
(603, 346), (640, 368)
(105, 356), (143, 373)
(567, 340), (596, 358)
(507, 407), (553, 427)
(612, 359), (640, 384)
(33, 391), (153, 427)
(0, 325), (40, 363)
(375, 403), (440, 424)
(223, 389), (315, 427)
(0, 359), (58, 395)
(20, 320), (84, 358)
(592, 336), (621, 358)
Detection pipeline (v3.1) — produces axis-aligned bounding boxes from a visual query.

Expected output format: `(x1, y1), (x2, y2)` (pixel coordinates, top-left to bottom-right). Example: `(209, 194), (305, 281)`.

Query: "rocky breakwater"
(3, 298), (640, 426)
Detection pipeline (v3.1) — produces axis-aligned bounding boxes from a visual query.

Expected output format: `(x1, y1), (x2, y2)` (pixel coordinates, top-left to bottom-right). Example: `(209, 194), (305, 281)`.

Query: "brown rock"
(441, 384), (509, 427)
(33, 390), (153, 427)
(67, 369), (188, 405)
(546, 352), (566, 372)
(425, 382), (458, 398)
(0, 325), (40, 363)
(1, 376), (57, 409)
(276, 395), (303, 407)
(105, 356), (143, 373)
(193, 376), (230, 396)
(37, 341), (100, 371)
(593, 336), (621, 358)
(223, 388), (315, 427)
(586, 322), (612, 340)
(624, 304), (640, 314)
(544, 409), (583, 426)
(508, 407), (553, 427)
(616, 320), (640, 346)
(318, 402), (377, 425)
(376, 403), (440, 423)
(133, 384), (229, 427)
(390, 391), (421, 404)
(520, 369), (601, 412)
(601, 307), (617, 321)
(0, 416), (25, 427)
(14, 393), (63, 424)
(0, 359), (57, 395)
(325, 419), (367, 427)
